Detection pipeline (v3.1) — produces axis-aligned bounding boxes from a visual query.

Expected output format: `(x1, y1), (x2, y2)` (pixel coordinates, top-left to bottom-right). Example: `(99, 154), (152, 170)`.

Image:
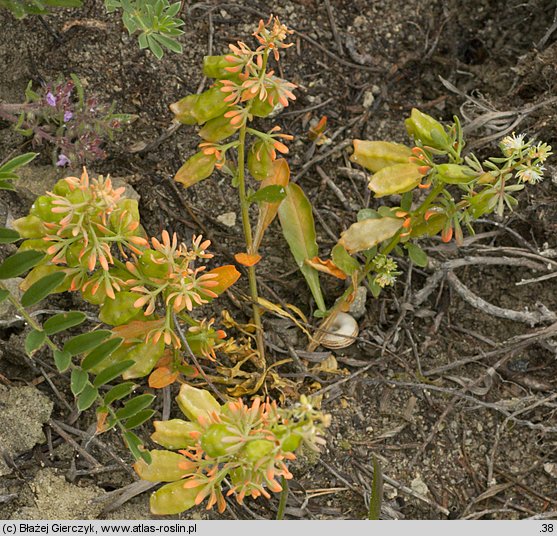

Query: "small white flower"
(517, 166), (544, 184)
(500, 132), (525, 155)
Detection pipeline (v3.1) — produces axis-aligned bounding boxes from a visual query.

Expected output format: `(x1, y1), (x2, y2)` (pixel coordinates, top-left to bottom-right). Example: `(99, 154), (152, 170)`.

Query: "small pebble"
(217, 212), (236, 227)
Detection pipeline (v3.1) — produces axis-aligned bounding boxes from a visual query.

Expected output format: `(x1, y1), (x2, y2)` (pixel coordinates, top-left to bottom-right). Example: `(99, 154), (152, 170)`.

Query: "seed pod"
(192, 86), (229, 124)
(176, 384), (221, 422)
(99, 291), (143, 326)
(199, 114), (238, 142)
(175, 152), (217, 187)
(12, 214), (45, 238)
(202, 55), (237, 79)
(170, 94), (199, 125)
(436, 163), (477, 184)
(151, 419), (202, 450)
(242, 439), (275, 461)
(122, 338), (166, 379)
(405, 108), (450, 150)
(134, 450), (186, 482)
(368, 163), (425, 197)
(410, 213), (447, 238)
(350, 140), (413, 173)
(247, 140), (274, 180)
(250, 94), (276, 117)
(149, 480), (201, 515)
(138, 249), (169, 279)
(201, 423), (232, 458)
(338, 217), (403, 254)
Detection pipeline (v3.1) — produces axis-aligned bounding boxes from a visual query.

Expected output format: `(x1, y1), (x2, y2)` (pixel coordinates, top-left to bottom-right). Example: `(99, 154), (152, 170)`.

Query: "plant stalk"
(236, 124), (266, 364)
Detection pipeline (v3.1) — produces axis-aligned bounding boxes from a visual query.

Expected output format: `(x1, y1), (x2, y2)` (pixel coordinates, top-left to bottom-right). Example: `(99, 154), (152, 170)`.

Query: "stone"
(216, 211), (236, 228)
(410, 475), (430, 496)
(348, 286), (368, 319)
(0, 385), (53, 476)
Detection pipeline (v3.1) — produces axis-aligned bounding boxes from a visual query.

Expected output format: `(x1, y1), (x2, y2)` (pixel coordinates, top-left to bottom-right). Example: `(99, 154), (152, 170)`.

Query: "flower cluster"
(13, 169), (239, 379)
(0, 76), (134, 166)
(499, 133), (552, 184)
(135, 385), (330, 515)
(171, 15), (296, 187)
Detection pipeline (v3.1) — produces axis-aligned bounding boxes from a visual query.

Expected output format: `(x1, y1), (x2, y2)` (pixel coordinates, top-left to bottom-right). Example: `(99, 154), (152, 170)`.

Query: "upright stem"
(276, 476), (289, 520)
(236, 124), (266, 364)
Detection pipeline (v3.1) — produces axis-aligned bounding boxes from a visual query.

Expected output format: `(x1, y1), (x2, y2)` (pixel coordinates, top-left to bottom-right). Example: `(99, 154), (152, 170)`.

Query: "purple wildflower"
(46, 92), (57, 107)
(56, 153), (70, 167)
(63, 110), (73, 122)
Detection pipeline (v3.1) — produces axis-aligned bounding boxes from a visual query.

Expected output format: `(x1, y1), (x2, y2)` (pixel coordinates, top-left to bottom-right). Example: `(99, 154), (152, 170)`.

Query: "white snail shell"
(320, 312), (359, 349)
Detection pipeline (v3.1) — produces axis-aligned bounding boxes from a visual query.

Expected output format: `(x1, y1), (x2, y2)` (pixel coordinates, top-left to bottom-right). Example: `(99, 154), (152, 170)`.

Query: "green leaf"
(92, 359), (134, 387)
(0, 228), (20, 244)
(70, 368), (89, 396)
(63, 330), (112, 356)
(0, 250), (45, 279)
(0, 289), (9, 303)
(368, 456), (383, 520)
(0, 181), (17, 191)
(81, 337), (124, 371)
(278, 183), (326, 312)
(125, 409), (156, 430)
(53, 349), (72, 372)
(123, 430), (146, 461)
(44, 311), (87, 335)
(0, 152), (37, 174)
(77, 384), (99, 411)
(401, 191), (413, 212)
(146, 35), (164, 59)
(104, 381), (137, 405)
(25, 329), (46, 355)
(331, 244), (360, 276)
(357, 208), (380, 221)
(249, 185), (287, 204)
(21, 272), (66, 307)
(405, 243), (428, 267)
(115, 394), (156, 420)
(152, 33), (182, 54)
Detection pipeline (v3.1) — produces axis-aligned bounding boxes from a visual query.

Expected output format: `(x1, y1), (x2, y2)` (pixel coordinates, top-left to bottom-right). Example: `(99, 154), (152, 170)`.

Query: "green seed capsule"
(192, 86), (229, 124)
(436, 164), (477, 184)
(199, 114), (238, 142)
(405, 108), (450, 150)
(350, 140), (413, 173)
(170, 94), (199, 125)
(368, 163), (425, 197)
(247, 141), (274, 180)
(175, 152), (217, 187)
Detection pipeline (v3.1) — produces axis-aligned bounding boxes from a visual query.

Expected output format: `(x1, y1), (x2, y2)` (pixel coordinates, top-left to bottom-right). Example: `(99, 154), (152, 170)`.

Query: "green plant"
(298, 110), (552, 348)
(104, 0), (184, 59)
(170, 16), (300, 363)
(135, 384), (330, 514)
(1, 166), (239, 460)
(0, 75), (135, 166)
(0, 0), (81, 18)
